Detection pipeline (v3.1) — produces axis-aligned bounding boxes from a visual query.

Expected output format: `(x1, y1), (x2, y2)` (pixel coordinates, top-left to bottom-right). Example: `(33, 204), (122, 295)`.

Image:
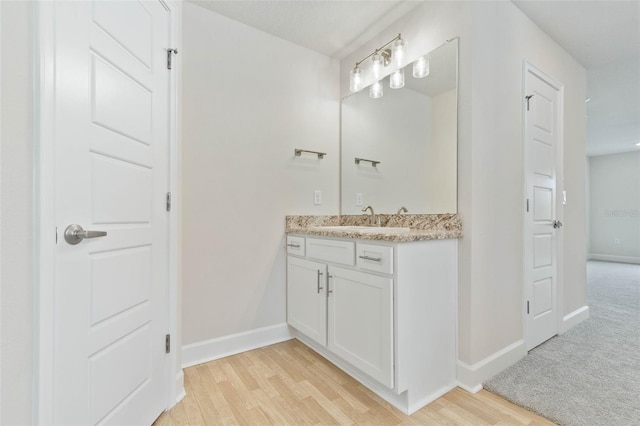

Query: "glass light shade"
(371, 53), (383, 80)
(392, 37), (406, 67)
(370, 80), (383, 99)
(389, 68), (405, 89)
(413, 56), (430, 78)
(349, 66), (362, 92)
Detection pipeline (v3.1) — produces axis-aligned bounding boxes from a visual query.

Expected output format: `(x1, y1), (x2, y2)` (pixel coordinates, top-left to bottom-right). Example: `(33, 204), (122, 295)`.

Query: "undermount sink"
(308, 225), (411, 234)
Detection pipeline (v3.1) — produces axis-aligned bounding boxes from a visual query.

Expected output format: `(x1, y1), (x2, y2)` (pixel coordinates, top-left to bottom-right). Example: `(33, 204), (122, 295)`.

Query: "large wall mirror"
(341, 38), (458, 215)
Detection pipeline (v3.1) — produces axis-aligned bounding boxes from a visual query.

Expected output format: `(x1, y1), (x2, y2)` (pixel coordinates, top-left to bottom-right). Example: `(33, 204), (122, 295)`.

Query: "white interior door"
(524, 64), (563, 351)
(53, 1), (170, 424)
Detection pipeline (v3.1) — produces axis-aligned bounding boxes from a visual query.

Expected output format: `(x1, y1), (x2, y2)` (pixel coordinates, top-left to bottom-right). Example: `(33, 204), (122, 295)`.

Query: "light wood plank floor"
(155, 339), (555, 425)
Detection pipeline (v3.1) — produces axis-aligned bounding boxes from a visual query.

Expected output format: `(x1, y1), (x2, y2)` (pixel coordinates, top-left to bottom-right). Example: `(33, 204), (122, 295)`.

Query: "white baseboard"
(181, 323), (294, 368)
(589, 253), (640, 264)
(456, 340), (526, 391)
(456, 382), (483, 394)
(559, 305), (589, 334)
(175, 370), (186, 404)
(407, 383), (458, 414)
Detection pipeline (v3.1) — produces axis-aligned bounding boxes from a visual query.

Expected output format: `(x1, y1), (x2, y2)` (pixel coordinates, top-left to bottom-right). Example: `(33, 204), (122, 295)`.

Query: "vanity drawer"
(286, 236), (306, 256)
(357, 243), (394, 274)
(306, 238), (355, 266)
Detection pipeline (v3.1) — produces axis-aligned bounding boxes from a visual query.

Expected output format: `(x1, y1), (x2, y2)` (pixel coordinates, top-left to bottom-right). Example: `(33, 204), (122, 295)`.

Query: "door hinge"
(166, 48), (178, 70)
(165, 334), (171, 353)
(527, 301), (530, 314)
(526, 198), (530, 212)
(166, 192), (172, 212)
(525, 94), (534, 111)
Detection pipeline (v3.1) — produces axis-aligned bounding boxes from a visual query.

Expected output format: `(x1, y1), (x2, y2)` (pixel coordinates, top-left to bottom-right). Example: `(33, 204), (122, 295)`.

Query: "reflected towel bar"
(355, 157), (381, 167)
(295, 149), (326, 159)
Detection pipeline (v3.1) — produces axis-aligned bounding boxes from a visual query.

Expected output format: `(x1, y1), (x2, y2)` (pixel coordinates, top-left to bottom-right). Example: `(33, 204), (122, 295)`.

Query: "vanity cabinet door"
(287, 257), (327, 346)
(327, 266), (394, 388)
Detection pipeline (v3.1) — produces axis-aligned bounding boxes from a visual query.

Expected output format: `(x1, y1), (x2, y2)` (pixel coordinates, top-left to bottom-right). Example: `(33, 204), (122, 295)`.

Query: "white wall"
(181, 3), (339, 349)
(341, 86), (430, 214)
(340, 0), (587, 380)
(469, 0), (587, 364)
(0, 1), (33, 424)
(589, 152), (640, 263)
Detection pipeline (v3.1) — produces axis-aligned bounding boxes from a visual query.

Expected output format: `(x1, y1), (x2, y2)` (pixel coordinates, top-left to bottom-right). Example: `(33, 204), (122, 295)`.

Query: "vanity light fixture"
(390, 68), (405, 89)
(413, 55), (430, 78)
(370, 80), (383, 98)
(371, 52), (384, 80)
(348, 33), (406, 97)
(350, 65), (362, 92)
(392, 37), (406, 67)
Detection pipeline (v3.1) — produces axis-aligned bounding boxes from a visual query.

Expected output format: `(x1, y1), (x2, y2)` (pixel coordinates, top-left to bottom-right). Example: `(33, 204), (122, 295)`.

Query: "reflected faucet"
(361, 205), (376, 225)
(397, 206), (408, 215)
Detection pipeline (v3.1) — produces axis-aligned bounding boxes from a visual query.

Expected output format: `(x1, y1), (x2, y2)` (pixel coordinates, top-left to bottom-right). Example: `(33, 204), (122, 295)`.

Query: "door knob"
(64, 224), (108, 245)
(553, 220), (563, 229)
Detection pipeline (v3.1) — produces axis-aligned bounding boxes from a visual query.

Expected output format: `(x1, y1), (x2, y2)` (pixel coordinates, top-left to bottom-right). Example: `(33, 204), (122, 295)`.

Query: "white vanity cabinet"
(327, 266), (394, 388)
(287, 257), (327, 346)
(286, 233), (458, 415)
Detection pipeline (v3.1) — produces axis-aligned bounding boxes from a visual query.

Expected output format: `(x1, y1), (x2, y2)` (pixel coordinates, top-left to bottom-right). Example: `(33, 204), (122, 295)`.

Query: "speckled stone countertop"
(286, 214), (462, 242)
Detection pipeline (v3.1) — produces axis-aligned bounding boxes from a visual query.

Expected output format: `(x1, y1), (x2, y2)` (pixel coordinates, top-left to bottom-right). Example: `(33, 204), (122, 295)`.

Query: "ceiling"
(189, 0), (421, 59)
(188, 0), (640, 156)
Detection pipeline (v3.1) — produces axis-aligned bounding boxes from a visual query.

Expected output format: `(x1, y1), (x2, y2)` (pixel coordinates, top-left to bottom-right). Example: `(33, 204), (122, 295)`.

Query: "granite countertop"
(286, 214), (462, 242)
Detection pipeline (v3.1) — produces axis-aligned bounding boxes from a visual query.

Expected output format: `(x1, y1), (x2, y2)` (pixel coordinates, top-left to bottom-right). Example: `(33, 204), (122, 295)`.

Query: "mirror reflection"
(341, 39), (458, 215)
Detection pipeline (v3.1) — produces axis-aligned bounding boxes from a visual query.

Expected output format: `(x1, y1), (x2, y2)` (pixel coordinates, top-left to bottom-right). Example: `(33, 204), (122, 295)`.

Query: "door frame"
(521, 61), (565, 350)
(33, 1), (182, 423)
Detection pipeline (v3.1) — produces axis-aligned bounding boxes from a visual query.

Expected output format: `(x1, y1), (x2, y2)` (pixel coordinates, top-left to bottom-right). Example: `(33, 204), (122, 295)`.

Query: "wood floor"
(155, 339), (555, 425)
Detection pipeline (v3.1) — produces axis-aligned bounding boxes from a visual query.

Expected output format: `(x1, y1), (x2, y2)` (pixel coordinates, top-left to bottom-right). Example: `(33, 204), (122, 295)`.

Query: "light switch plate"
(314, 190), (322, 205)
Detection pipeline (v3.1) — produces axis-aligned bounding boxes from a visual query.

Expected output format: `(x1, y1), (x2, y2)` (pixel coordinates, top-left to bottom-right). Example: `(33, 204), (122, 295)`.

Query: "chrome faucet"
(362, 205), (376, 225)
(397, 206), (408, 215)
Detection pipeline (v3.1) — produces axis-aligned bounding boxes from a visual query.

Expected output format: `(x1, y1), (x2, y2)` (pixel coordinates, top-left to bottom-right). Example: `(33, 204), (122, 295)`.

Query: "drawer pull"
(287, 243), (301, 248)
(359, 255), (382, 262)
(317, 270), (324, 293)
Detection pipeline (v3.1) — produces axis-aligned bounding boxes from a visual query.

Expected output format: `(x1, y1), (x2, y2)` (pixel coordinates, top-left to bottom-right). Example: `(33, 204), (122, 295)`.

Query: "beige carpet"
(485, 260), (640, 426)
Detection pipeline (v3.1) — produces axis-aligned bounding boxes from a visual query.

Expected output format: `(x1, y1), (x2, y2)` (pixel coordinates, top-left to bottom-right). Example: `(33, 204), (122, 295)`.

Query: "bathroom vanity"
(285, 215), (461, 414)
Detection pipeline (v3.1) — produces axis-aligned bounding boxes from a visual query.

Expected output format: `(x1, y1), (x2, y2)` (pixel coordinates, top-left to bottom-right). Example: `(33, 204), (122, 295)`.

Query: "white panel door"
(524, 64), (562, 351)
(287, 257), (327, 346)
(53, 1), (170, 424)
(327, 266), (394, 388)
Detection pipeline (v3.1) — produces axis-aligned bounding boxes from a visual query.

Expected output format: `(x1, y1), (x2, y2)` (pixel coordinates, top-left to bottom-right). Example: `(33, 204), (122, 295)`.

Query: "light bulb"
(370, 80), (383, 99)
(390, 68), (405, 89)
(413, 56), (430, 78)
(372, 52), (383, 80)
(349, 65), (362, 92)
(392, 37), (406, 67)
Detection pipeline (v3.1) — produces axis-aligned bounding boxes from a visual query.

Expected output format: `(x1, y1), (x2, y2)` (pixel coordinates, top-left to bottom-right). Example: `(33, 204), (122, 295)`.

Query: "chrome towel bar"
(295, 149), (326, 159)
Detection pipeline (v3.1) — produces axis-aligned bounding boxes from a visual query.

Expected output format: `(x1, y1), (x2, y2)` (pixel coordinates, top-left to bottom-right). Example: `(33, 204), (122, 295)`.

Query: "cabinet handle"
(327, 274), (333, 295)
(359, 255), (382, 262)
(287, 243), (301, 248)
(317, 270), (324, 293)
